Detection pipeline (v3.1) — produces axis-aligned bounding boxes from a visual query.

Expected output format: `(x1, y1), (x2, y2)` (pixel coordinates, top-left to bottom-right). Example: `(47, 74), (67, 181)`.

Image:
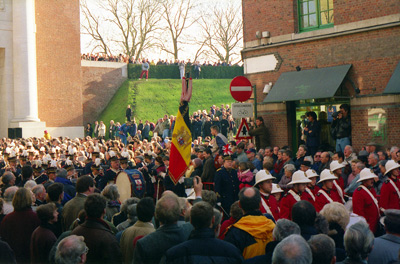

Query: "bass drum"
(115, 169), (146, 202)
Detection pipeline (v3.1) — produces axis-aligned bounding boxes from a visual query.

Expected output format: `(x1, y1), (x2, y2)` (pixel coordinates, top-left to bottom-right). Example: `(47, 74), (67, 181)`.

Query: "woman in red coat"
(0, 187), (40, 263)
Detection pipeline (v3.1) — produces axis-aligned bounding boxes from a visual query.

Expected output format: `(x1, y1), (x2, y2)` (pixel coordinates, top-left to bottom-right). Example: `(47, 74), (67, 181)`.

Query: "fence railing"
(128, 64), (244, 79)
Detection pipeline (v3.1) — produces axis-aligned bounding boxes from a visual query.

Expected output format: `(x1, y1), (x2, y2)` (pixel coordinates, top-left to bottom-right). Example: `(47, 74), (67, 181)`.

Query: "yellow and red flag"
(169, 78), (192, 185)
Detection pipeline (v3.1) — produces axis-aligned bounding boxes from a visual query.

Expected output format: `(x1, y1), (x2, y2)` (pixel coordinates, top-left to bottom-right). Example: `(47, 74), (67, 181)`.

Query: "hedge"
(128, 64), (244, 79)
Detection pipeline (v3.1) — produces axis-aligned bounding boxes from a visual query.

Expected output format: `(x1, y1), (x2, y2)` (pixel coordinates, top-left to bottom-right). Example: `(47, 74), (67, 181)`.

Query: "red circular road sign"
(230, 76), (253, 102)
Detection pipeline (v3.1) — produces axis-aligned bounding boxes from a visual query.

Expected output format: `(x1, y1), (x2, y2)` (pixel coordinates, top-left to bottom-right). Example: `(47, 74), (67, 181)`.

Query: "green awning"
(264, 64), (352, 103)
(384, 62), (400, 94)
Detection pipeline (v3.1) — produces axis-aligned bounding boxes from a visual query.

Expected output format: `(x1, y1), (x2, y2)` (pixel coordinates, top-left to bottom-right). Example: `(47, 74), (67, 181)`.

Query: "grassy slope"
(98, 79), (234, 124)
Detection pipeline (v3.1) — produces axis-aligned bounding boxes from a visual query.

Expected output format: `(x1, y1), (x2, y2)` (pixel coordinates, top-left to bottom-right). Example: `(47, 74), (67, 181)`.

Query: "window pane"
(328, 0), (333, 10)
(329, 10), (334, 23)
(320, 0), (328, 11)
(309, 0), (316, 13)
(301, 2), (308, 15)
(309, 14), (317, 27)
(302, 15), (309, 28)
(320, 11), (329, 25)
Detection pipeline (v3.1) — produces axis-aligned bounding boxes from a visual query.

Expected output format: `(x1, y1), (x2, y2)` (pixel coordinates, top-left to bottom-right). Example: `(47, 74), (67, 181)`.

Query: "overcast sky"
(80, 0), (242, 63)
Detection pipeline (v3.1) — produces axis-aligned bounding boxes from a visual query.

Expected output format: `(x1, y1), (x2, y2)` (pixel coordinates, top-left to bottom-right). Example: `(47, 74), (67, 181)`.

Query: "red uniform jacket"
(315, 188), (343, 212)
(259, 192), (280, 221)
(353, 186), (380, 233)
(379, 179), (400, 210)
(280, 190), (310, 220)
(308, 185), (320, 196)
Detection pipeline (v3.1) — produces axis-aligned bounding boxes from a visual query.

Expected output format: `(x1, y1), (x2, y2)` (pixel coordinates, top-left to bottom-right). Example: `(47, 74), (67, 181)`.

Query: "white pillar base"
(9, 121), (46, 138)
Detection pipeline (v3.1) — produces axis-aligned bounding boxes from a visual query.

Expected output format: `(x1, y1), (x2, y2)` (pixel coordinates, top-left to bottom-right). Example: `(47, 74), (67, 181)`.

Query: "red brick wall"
(82, 67), (127, 125)
(35, 0), (83, 127)
(335, 0), (400, 25)
(242, 0), (296, 43)
(258, 111), (289, 147)
(245, 27), (400, 104)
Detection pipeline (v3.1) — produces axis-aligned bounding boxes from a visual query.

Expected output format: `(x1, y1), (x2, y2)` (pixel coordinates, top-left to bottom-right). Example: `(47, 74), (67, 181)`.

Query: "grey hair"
(308, 234), (336, 264)
(390, 146), (399, 154)
(1, 172), (15, 184)
(369, 153), (378, 161)
(356, 162), (365, 170)
(101, 184), (120, 201)
(55, 235), (87, 264)
(344, 221), (374, 260)
(126, 204), (137, 220)
(212, 208), (222, 230)
(272, 234), (312, 264)
(32, 184), (45, 196)
(320, 202), (350, 231)
(345, 145), (354, 152)
(378, 160), (387, 167)
(284, 164), (296, 173)
(24, 180), (37, 190)
(3, 186), (18, 202)
(155, 193), (180, 225)
(120, 197), (140, 213)
(272, 219), (301, 242)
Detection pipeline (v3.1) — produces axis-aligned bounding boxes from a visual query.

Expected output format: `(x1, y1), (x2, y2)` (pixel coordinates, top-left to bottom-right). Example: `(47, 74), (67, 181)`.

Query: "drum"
(115, 169), (146, 202)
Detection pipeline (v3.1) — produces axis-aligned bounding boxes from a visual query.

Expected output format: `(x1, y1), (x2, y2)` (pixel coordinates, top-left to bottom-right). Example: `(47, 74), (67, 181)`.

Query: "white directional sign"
(232, 103), (254, 118)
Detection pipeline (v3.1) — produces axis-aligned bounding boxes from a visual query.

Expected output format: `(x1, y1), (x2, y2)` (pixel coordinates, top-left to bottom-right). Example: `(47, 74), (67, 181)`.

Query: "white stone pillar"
(11, 0), (40, 122)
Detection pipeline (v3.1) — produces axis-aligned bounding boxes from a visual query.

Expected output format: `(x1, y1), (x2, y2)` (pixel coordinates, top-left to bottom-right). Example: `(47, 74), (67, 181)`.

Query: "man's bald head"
(155, 193), (180, 225)
(239, 187), (261, 213)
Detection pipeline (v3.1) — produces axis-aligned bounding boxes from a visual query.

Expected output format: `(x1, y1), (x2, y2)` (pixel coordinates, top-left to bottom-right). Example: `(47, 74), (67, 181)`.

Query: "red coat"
(280, 190), (309, 219)
(332, 180), (345, 202)
(353, 186), (380, 233)
(315, 189), (343, 212)
(259, 192), (280, 221)
(379, 179), (400, 210)
(308, 185), (320, 196)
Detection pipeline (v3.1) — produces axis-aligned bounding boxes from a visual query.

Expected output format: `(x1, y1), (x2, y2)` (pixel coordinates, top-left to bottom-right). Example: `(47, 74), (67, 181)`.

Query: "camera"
(332, 112), (339, 118)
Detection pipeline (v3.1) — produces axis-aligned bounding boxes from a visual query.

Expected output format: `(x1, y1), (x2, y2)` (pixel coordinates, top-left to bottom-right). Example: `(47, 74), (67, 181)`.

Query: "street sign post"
(230, 76), (252, 102)
(231, 103), (253, 119)
(235, 118), (252, 140)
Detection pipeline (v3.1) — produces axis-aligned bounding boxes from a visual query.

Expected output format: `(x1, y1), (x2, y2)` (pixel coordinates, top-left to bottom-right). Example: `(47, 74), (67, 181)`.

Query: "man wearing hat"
(44, 160), (58, 190)
(248, 117), (270, 150)
(352, 168), (381, 234)
(32, 160), (48, 185)
(254, 170), (279, 220)
(105, 151), (120, 185)
(330, 161), (346, 204)
(280, 171), (312, 219)
(305, 169), (320, 199)
(246, 148), (262, 171)
(368, 209), (400, 264)
(90, 158), (106, 190)
(379, 160), (400, 210)
(214, 155), (239, 217)
(315, 169), (343, 212)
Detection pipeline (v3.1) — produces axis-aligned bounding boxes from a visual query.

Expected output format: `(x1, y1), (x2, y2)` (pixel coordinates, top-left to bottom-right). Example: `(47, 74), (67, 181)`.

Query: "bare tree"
(158, 0), (195, 60)
(81, 0), (161, 59)
(81, 0), (110, 55)
(199, 3), (243, 63)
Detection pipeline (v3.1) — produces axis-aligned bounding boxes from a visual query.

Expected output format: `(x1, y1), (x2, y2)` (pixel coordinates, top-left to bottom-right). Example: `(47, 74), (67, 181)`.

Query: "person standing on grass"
(139, 59), (150, 81)
(126, 105), (132, 122)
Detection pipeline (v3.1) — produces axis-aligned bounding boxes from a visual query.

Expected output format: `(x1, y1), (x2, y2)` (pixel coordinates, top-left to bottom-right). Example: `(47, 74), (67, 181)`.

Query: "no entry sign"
(230, 76), (253, 102)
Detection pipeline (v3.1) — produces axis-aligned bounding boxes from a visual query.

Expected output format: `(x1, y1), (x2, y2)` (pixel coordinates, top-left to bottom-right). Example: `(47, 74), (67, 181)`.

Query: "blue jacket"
(163, 228), (243, 264)
(368, 234), (400, 264)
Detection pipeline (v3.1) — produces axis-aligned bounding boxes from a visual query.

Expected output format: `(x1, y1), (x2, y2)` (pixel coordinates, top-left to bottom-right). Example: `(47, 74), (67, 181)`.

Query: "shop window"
(298, 0), (334, 32)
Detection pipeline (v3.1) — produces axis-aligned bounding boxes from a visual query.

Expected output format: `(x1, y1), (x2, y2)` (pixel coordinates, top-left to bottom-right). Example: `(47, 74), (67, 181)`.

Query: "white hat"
(271, 184), (284, 194)
(288, 170), (311, 185)
(254, 170), (276, 186)
(317, 169), (338, 184)
(385, 160), (400, 175)
(305, 169), (319, 179)
(357, 168), (378, 183)
(330, 160), (345, 172)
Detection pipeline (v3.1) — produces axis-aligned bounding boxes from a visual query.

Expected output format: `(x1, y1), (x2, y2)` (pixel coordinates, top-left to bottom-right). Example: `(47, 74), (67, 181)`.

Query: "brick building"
(0, 0), (126, 138)
(241, 0), (400, 152)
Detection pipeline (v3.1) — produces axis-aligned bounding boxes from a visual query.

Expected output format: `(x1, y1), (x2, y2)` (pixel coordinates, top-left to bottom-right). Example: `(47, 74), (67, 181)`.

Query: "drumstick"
(156, 179), (160, 203)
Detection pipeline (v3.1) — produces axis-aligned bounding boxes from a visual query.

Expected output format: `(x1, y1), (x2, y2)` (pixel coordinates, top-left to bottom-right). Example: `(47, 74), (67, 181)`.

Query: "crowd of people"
(86, 103), (241, 147)
(81, 53), (241, 68)
(0, 110), (400, 263)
